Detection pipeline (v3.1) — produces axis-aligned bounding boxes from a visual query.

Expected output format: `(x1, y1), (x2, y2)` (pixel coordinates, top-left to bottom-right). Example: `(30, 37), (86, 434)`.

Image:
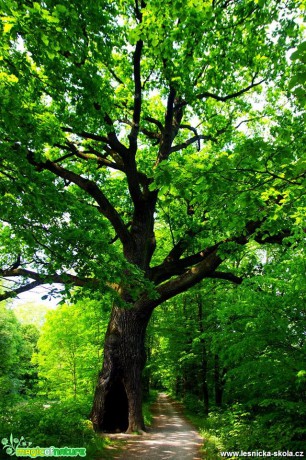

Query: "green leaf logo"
(1, 434), (32, 456)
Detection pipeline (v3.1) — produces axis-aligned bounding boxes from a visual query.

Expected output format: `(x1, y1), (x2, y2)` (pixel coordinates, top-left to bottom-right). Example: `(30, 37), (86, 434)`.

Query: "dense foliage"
(0, 301), (115, 459)
(0, 0), (305, 444)
(148, 246), (306, 455)
(34, 299), (106, 400)
(1, 0), (304, 303)
(0, 304), (39, 406)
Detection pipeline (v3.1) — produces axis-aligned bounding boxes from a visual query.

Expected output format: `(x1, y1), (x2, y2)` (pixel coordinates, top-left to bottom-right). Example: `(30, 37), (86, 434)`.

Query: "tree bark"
(90, 305), (152, 433)
(214, 354), (225, 407)
(197, 295), (209, 415)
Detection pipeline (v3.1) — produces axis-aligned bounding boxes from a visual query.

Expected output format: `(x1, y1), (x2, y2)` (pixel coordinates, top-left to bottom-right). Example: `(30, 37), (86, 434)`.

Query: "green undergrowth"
(0, 398), (118, 460)
(0, 391), (159, 459)
(174, 394), (306, 460)
(143, 389), (159, 428)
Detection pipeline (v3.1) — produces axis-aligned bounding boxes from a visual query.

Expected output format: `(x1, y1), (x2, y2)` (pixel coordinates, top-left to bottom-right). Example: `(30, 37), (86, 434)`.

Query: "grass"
(174, 396), (306, 459)
(185, 412), (226, 460)
(143, 389), (158, 428)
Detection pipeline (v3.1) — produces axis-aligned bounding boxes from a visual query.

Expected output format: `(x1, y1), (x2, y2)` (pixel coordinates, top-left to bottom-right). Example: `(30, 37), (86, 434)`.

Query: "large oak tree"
(0, 0), (305, 432)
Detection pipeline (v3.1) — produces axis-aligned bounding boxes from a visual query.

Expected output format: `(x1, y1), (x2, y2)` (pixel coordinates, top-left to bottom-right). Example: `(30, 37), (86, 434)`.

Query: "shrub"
(0, 399), (114, 460)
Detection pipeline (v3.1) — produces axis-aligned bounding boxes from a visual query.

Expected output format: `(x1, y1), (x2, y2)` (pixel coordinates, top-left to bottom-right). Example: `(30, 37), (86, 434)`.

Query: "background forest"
(1, 243), (305, 459)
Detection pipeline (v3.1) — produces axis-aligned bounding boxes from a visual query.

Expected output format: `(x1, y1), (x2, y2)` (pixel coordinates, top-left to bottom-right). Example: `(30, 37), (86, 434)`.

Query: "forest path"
(109, 393), (203, 459)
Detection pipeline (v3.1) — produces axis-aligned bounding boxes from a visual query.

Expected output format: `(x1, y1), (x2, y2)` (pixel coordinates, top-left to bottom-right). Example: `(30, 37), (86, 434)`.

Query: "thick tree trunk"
(90, 305), (152, 433)
(90, 196), (156, 433)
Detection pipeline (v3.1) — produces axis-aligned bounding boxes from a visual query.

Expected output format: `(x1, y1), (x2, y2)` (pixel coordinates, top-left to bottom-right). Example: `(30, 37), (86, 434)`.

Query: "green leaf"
(2, 21), (14, 34)
(41, 35), (49, 46)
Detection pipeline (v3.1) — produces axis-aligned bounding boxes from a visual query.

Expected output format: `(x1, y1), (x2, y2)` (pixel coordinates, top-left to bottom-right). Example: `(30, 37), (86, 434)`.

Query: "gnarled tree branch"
(135, 249), (222, 311)
(0, 267), (96, 286)
(170, 134), (213, 153)
(177, 77), (265, 109)
(129, 40), (143, 154)
(0, 280), (42, 301)
(27, 152), (131, 245)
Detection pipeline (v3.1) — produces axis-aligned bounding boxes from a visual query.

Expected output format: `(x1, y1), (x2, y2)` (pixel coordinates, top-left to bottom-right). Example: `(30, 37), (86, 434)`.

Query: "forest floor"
(105, 393), (203, 459)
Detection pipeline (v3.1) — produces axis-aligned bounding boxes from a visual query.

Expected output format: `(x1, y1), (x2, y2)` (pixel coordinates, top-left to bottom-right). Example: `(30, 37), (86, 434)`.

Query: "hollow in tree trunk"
(90, 305), (152, 433)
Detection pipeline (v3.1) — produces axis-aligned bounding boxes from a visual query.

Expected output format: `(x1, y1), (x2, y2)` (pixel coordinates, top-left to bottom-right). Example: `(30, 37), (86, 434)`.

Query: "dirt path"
(109, 393), (203, 459)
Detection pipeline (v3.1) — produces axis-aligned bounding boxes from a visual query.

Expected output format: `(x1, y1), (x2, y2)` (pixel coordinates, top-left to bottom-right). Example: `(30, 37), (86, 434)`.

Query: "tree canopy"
(0, 0), (304, 304)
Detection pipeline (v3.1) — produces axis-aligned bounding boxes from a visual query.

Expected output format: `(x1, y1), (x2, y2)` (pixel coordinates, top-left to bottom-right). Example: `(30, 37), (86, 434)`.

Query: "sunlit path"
(111, 393), (203, 459)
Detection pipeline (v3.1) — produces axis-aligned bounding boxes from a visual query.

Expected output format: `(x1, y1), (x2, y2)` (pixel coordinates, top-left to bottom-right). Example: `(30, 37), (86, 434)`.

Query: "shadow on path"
(109, 393), (203, 459)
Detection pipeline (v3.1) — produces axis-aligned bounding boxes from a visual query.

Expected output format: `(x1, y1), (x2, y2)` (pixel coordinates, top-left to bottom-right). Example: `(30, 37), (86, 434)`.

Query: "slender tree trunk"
(72, 357), (77, 399)
(214, 354), (225, 407)
(90, 305), (152, 433)
(200, 346), (209, 415)
(197, 294), (209, 414)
